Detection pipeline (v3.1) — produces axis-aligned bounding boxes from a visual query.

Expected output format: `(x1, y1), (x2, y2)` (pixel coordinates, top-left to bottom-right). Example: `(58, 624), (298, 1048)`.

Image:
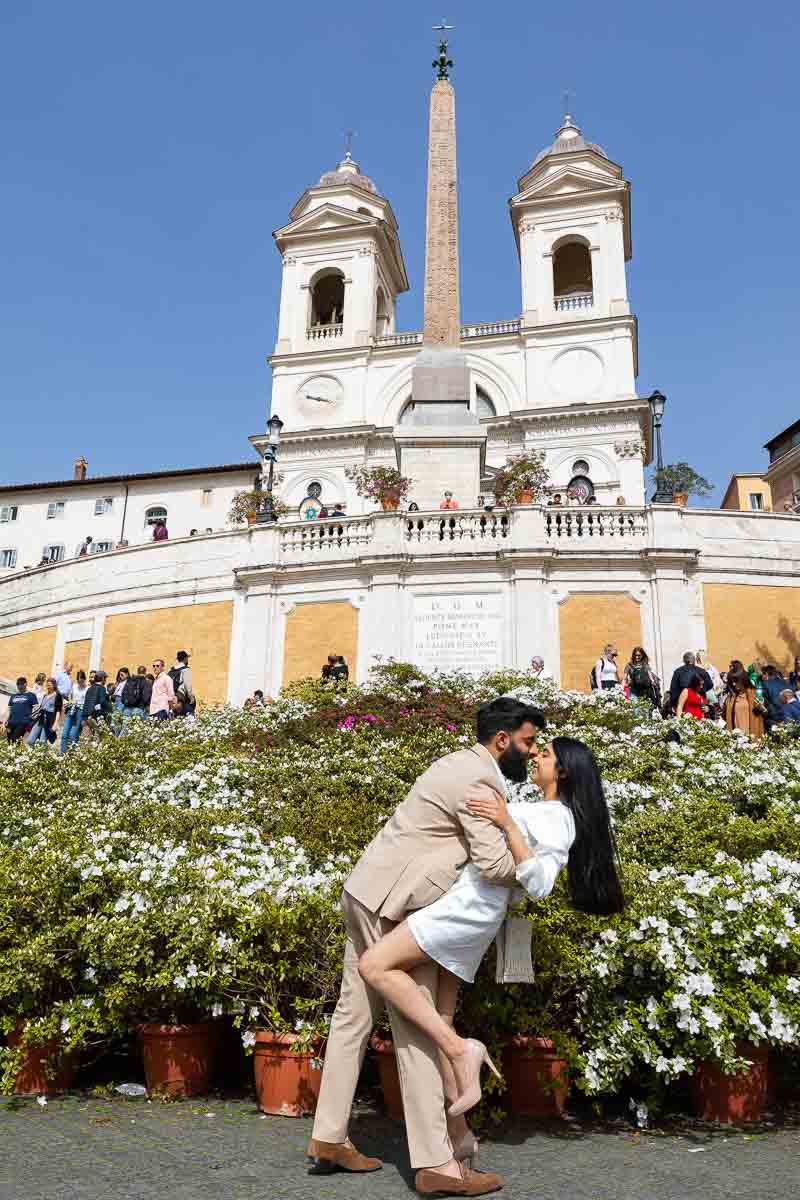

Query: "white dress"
(407, 801), (575, 983)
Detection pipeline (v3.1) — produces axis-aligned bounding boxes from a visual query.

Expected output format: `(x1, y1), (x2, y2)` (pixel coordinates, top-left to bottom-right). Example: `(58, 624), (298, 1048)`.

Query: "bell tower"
(272, 149), (408, 358)
(509, 111), (637, 407)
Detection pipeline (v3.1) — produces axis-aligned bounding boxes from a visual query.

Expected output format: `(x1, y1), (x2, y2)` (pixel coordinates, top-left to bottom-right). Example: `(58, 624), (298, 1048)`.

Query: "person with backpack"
(623, 647), (661, 708)
(121, 665), (151, 727)
(168, 650), (196, 717)
(81, 670), (112, 738)
(149, 660), (176, 721)
(591, 645), (620, 691)
(26, 677), (63, 747)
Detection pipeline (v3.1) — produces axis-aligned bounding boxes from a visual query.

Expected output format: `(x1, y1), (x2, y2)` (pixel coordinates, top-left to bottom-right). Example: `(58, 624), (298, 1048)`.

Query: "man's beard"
(498, 743), (529, 783)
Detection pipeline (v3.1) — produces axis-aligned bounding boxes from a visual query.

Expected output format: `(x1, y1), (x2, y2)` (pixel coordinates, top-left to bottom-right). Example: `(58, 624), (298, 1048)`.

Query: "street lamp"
(648, 389), (672, 504)
(255, 413), (284, 524)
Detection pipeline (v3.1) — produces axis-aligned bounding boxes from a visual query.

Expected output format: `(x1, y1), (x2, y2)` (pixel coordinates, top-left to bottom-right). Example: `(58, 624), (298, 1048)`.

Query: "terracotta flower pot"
(8, 1024), (76, 1095)
(506, 1036), (569, 1117)
(245, 511), (257, 525)
(516, 489), (535, 505)
(380, 495), (401, 512)
(672, 492), (689, 508)
(370, 1034), (404, 1122)
(692, 1042), (768, 1124)
(139, 1022), (216, 1097)
(253, 1031), (323, 1117)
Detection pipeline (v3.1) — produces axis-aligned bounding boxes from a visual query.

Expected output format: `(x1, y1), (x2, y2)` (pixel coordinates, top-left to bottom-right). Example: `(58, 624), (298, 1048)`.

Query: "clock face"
(297, 375), (344, 423)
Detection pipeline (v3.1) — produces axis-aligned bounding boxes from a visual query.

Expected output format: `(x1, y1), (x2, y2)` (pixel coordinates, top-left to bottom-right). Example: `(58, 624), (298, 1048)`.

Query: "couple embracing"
(308, 697), (624, 1196)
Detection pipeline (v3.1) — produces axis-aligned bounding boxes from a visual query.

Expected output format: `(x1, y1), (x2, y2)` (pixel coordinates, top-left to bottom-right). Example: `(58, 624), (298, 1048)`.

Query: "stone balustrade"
(544, 506), (648, 541)
(405, 511), (510, 545)
(279, 517), (375, 558)
(306, 324), (343, 341)
(373, 319), (520, 348)
(554, 293), (593, 312)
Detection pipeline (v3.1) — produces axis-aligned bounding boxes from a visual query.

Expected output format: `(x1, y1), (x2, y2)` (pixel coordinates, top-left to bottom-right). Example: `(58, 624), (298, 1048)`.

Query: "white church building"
(1, 62), (798, 705)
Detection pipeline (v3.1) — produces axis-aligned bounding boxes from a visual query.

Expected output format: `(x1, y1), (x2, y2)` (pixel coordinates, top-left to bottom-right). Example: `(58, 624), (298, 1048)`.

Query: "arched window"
(145, 505), (167, 527)
(553, 240), (593, 309)
(375, 287), (390, 337)
(572, 458), (590, 475)
(397, 388), (497, 427)
(310, 270), (345, 328)
(476, 387), (496, 420)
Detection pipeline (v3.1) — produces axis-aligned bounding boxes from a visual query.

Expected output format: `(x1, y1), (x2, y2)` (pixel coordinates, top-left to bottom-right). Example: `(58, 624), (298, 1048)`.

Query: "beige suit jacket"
(344, 743), (517, 922)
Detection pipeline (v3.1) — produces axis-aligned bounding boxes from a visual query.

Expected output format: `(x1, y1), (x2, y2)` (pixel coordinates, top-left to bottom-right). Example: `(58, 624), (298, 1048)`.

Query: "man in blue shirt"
(4, 677), (39, 743)
(55, 663), (73, 701)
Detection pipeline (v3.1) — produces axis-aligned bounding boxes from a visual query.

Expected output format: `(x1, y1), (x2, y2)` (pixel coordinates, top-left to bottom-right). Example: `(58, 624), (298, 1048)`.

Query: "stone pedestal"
(396, 427), (486, 511)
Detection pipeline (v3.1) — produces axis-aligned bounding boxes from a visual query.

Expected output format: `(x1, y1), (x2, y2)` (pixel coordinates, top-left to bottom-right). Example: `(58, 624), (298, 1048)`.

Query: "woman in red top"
(676, 672), (707, 720)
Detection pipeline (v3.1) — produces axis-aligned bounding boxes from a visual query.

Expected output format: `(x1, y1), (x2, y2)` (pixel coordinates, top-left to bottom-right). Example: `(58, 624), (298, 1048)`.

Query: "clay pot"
(253, 1031), (323, 1117)
(370, 1034), (404, 1122)
(7, 1024), (77, 1095)
(506, 1036), (569, 1117)
(672, 492), (689, 508)
(139, 1022), (216, 1097)
(692, 1042), (768, 1124)
(245, 511), (257, 525)
(380, 495), (401, 512)
(516, 489), (535, 505)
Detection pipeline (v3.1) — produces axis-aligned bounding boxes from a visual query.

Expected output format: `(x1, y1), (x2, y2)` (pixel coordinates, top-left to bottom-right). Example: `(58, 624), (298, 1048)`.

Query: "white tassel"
(495, 917), (535, 983)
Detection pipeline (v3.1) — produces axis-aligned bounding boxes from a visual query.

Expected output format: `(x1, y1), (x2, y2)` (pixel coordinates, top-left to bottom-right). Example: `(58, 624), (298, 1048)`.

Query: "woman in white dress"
(358, 736), (623, 1149)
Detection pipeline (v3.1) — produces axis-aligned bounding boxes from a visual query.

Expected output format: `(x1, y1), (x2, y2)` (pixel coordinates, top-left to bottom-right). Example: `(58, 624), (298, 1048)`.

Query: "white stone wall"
(0, 468), (257, 577)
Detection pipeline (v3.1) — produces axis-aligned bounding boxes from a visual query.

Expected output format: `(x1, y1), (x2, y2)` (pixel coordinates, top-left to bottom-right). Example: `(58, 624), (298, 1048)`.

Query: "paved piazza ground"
(2, 1094), (799, 1200)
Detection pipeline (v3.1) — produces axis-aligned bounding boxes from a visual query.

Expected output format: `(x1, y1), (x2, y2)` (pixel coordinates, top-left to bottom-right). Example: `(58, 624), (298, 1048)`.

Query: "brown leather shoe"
(306, 1138), (382, 1174)
(415, 1165), (503, 1196)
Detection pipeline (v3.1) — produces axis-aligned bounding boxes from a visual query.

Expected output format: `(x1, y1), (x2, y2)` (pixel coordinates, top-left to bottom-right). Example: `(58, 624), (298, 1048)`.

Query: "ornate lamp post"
(648, 389), (672, 503)
(256, 413), (284, 524)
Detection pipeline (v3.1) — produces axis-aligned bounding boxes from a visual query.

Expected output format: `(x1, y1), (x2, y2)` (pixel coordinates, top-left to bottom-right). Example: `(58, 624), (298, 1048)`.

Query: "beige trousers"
(311, 892), (451, 1170)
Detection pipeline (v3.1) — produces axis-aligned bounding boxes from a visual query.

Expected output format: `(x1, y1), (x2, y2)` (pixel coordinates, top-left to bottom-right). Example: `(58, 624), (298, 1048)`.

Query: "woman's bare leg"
(434, 971), (471, 1147)
(358, 923), (467, 1060)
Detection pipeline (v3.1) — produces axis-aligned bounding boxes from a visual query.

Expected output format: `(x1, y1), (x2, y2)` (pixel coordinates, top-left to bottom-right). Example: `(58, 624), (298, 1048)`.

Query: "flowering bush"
(493, 450), (550, 505)
(1, 663), (800, 1107)
(344, 464), (411, 505)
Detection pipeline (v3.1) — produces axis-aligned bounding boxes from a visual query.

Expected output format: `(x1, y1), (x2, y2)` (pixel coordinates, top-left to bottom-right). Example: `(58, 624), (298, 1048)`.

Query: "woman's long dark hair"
(552, 736), (625, 916)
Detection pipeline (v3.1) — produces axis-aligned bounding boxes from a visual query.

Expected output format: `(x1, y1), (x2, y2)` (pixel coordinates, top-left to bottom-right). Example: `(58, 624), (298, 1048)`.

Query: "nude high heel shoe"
(448, 1039), (502, 1118)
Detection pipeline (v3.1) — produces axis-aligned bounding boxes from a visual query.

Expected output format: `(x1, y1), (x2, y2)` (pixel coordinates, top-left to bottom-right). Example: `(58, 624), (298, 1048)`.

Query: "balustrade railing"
(374, 331), (423, 347)
(554, 293), (593, 313)
(544, 507), (647, 540)
(405, 510), (511, 546)
(307, 323), (343, 341)
(461, 319), (521, 337)
(279, 517), (374, 556)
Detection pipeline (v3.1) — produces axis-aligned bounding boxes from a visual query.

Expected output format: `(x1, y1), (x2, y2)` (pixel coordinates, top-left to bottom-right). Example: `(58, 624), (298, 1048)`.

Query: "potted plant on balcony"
(493, 451), (550, 506)
(345, 464), (411, 512)
(229, 484), (287, 525)
(656, 463), (713, 508)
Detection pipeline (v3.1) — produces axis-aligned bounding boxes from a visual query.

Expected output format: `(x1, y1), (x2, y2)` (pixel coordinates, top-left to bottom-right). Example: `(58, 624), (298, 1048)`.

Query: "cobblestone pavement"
(2, 1095), (799, 1200)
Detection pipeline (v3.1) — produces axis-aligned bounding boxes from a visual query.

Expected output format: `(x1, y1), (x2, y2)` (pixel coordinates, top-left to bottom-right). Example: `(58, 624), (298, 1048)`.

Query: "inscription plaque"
(412, 593), (503, 675)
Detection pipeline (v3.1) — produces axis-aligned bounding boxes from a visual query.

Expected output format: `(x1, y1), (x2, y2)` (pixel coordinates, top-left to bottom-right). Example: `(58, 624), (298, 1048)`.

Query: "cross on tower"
(562, 89), (575, 122)
(344, 129), (354, 160)
(432, 19), (454, 80)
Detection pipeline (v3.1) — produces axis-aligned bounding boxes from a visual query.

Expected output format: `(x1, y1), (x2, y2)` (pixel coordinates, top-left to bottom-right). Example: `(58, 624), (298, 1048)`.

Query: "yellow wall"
(704, 584), (800, 673)
(283, 600), (358, 686)
(559, 593), (643, 692)
(63, 638), (92, 678)
(101, 602), (233, 703)
(0, 626), (56, 685)
(721, 476), (772, 512)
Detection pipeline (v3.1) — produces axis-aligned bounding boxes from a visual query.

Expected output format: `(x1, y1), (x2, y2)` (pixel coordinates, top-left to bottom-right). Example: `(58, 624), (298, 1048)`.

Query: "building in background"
(765, 419), (800, 514)
(1, 43), (799, 702)
(720, 473), (772, 513)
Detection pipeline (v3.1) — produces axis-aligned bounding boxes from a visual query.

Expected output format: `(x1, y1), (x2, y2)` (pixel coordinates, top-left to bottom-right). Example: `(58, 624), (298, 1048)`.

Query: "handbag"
(494, 916), (535, 984)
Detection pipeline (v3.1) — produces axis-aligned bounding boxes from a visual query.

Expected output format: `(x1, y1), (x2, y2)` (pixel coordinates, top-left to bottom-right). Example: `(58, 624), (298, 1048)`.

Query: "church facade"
(2, 71), (799, 704)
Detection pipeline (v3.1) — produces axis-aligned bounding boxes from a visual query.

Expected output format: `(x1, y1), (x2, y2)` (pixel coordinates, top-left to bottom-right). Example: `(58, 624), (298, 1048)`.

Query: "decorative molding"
(518, 220), (536, 235)
(605, 208), (623, 222)
(614, 439), (643, 459)
(357, 246), (375, 258)
(282, 255), (297, 266)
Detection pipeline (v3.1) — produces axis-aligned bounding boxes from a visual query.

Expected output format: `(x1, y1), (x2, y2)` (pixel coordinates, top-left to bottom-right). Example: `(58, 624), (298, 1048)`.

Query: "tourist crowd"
(2, 650), (197, 751)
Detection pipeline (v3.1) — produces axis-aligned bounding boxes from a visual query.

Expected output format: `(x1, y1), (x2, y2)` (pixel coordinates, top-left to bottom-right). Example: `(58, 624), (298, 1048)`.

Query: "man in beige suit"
(308, 697), (546, 1197)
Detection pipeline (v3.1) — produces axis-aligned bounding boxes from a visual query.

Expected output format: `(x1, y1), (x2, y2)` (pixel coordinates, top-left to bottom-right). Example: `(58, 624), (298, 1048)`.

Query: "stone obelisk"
(396, 31), (484, 508)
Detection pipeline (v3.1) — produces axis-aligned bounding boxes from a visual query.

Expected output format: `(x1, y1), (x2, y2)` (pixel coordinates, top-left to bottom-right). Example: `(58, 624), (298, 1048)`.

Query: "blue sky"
(1, 1), (797, 502)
